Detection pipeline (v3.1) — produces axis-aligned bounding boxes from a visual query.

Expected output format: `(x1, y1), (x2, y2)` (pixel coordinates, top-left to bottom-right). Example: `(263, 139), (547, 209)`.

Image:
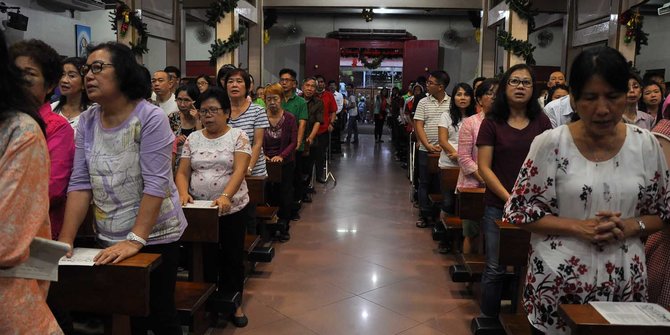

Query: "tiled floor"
(209, 127), (479, 334)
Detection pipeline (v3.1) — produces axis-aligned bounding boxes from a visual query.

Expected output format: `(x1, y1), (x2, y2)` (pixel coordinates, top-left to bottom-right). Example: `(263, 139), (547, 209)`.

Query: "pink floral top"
(456, 112), (485, 189)
(504, 125), (670, 334)
(181, 128), (251, 215)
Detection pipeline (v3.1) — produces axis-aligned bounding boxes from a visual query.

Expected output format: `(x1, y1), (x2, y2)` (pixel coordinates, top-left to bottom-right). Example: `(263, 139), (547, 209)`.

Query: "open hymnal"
(0, 237), (70, 281)
(182, 200), (217, 209)
(58, 248), (103, 266)
(589, 301), (670, 326)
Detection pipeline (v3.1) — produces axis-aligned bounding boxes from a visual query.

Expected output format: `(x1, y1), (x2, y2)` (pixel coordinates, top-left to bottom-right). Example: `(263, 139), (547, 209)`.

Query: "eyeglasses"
(198, 107), (225, 116)
(80, 61), (114, 76)
(176, 98), (193, 104)
(508, 78), (533, 88)
(196, 81), (208, 87)
(279, 78), (295, 83)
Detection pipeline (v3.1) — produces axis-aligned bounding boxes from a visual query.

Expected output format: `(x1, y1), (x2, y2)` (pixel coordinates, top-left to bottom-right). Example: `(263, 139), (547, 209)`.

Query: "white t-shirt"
(156, 93), (178, 116)
(51, 101), (80, 135)
(543, 95), (574, 128)
(347, 95), (358, 116)
(333, 91), (344, 114)
(437, 111), (460, 168)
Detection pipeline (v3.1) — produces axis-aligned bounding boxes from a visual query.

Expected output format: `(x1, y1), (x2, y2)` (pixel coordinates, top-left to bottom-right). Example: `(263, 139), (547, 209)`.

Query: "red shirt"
(317, 90), (337, 134)
(39, 103), (75, 239)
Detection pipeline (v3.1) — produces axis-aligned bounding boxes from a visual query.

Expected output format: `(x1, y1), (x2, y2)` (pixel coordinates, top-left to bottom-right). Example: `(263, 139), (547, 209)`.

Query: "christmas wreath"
(109, 1), (149, 55)
(206, 0), (246, 65)
(209, 27), (246, 65)
(358, 54), (385, 70)
(496, 30), (536, 65)
(505, 0), (537, 31)
(618, 9), (648, 55)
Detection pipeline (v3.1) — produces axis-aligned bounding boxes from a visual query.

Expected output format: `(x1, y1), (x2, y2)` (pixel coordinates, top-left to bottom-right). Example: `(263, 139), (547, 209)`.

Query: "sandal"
(416, 219), (429, 228)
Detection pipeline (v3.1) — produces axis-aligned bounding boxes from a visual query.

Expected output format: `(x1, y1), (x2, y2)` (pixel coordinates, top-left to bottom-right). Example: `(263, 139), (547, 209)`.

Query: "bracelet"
(637, 219), (646, 235)
(126, 232), (147, 247)
(221, 192), (231, 200)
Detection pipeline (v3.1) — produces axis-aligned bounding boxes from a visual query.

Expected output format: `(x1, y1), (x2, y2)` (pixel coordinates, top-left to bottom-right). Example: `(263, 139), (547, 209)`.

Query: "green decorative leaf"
(205, 0), (239, 28)
(496, 30), (536, 65)
(209, 27), (247, 65)
(109, 1), (150, 56)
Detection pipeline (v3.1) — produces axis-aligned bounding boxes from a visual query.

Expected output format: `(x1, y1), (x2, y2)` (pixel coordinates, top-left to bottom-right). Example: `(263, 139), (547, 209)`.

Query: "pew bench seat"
(256, 205), (279, 221)
(500, 313), (532, 335)
(175, 281), (216, 335)
(450, 253), (486, 283)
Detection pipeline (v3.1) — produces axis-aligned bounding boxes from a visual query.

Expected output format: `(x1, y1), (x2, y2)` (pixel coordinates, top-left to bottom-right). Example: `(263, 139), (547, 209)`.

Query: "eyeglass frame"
(198, 107), (226, 116)
(507, 78), (533, 88)
(80, 61), (114, 77)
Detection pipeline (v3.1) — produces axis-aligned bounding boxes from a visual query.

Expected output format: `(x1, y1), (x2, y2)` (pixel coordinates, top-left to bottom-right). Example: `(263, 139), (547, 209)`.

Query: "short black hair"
(195, 74), (211, 85)
(224, 68), (252, 96)
(569, 46), (629, 102)
(489, 63), (542, 122)
(9, 39), (62, 96)
(139, 66), (152, 100)
(164, 65), (181, 78)
(303, 77), (317, 85)
(216, 64), (236, 88)
(328, 80), (337, 86)
(54, 57), (91, 113)
(640, 79), (663, 116)
(474, 78), (499, 103)
(346, 83), (354, 88)
(314, 74), (325, 81)
(449, 82), (476, 129)
(429, 70), (450, 88)
(86, 42), (150, 100)
(279, 68), (297, 79)
(175, 83), (201, 102)
(472, 76), (486, 89)
(196, 86), (231, 113)
(546, 84), (569, 105)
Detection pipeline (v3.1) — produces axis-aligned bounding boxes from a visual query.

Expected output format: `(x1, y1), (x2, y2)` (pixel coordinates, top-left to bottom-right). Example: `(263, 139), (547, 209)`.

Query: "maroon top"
(476, 113), (552, 208)
(263, 111), (297, 162)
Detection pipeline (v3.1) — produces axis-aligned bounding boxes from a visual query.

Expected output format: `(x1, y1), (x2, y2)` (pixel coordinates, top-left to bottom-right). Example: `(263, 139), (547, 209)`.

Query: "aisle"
(213, 129), (479, 335)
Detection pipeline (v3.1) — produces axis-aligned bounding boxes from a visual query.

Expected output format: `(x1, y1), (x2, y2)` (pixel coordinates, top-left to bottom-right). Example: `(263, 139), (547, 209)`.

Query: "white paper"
(182, 200), (217, 209)
(58, 248), (103, 266)
(0, 237), (70, 281)
(589, 302), (670, 326)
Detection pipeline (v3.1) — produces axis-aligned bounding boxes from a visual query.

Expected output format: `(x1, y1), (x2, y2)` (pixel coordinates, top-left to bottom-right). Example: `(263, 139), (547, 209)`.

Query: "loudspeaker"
(7, 12), (27, 31)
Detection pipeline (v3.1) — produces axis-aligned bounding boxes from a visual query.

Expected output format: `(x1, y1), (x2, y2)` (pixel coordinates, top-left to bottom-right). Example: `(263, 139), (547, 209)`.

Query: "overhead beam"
(263, 0), (481, 10)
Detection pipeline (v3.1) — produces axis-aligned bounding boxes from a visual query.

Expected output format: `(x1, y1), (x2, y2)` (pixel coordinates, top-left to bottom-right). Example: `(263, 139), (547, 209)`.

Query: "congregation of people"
(2, 26), (670, 335)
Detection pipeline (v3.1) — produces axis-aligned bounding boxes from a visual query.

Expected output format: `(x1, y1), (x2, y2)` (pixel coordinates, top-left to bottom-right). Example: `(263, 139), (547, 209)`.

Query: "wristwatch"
(637, 219), (646, 235)
(127, 232), (147, 247)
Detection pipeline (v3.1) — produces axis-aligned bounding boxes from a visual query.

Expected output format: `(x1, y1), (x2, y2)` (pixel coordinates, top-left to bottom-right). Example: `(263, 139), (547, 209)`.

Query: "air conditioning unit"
(39, 0), (107, 11)
(659, 2), (670, 15)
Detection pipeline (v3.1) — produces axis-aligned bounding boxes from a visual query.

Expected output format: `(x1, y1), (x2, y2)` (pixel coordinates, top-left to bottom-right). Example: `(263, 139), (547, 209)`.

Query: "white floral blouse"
(504, 124), (670, 334)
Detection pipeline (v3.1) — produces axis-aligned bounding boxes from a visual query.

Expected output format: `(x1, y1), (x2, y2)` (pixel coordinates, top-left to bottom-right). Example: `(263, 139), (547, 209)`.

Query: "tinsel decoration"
(109, 1), (149, 55)
(496, 30), (536, 65)
(505, 0), (537, 31)
(209, 27), (247, 65)
(362, 8), (374, 22)
(205, 0), (239, 27)
(618, 9), (649, 55)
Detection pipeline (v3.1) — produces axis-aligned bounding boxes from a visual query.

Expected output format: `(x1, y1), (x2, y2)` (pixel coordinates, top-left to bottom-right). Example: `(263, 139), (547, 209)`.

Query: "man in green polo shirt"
(279, 68), (309, 218)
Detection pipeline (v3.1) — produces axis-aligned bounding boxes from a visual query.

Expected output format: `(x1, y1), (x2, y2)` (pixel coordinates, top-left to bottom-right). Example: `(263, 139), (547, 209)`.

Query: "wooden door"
(304, 37), (340, 83)
(402, 40), (439, 90)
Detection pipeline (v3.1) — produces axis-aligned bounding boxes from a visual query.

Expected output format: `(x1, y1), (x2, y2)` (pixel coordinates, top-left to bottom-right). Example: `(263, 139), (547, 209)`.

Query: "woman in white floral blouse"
(504, 47), (670, 335)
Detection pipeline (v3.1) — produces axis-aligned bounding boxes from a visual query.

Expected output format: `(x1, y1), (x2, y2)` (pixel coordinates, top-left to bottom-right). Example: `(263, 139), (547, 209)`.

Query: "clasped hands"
(582, 211), (628, 249)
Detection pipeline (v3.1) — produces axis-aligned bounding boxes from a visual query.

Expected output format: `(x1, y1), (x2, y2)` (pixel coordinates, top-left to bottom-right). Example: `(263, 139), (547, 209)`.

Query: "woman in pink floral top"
(504, 47), (670, 335)
(456, 79), (498, 254)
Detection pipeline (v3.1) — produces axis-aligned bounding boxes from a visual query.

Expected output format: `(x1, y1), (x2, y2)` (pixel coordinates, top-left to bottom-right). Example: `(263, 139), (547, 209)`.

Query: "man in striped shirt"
(413, 70), (451, 227)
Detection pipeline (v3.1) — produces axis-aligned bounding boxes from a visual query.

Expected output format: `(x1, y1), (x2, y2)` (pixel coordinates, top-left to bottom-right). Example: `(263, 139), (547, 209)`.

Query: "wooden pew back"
(440, 167), (460, 193)
(266, 161), (282, 184)
(497, 220), (531, 267)
(427, 153), (440, 174)
(245, 176), (267, 205)
(457, 187), (485, 221)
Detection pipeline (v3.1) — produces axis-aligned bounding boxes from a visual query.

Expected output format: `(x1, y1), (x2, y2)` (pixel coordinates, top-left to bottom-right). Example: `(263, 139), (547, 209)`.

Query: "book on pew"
(58, 247), (102, 266)
(182, 200), (218, 210)
(589, 302), (670, 326)
(0, 237), (69, 281)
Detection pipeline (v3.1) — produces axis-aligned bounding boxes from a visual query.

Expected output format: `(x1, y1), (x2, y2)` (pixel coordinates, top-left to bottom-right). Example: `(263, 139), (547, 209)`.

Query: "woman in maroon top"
(476, 63), (552, 319)
(263, 83), (297, 241)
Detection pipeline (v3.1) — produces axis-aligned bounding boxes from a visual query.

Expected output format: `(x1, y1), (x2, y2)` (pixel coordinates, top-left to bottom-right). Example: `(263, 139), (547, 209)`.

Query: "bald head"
(547, 71), (566, 88)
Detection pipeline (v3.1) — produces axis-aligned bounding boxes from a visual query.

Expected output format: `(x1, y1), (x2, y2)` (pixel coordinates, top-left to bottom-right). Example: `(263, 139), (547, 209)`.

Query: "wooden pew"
(245, 175), (276, 262)
(448, 187), (486, 283)
(558, 304), (670, 335)
(47, 253), (162, 335)
(430, 167), (461, 245)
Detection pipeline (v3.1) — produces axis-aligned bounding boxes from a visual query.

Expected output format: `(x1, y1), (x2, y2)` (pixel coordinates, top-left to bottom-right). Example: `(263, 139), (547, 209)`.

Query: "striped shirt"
(228, 103), (270, 176)
(413, 93), (451, 152)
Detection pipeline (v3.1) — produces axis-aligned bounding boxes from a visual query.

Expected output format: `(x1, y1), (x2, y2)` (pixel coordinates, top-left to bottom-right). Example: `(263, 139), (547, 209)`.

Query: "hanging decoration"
(359, 54), (385, 69)
(109, 1), (149, 55)
(205, 0), (239, 27)
(536, 29), (553, 48)
(209, 27), (246, 65)
(263, 8), (277, 44)
(496, 30), (536, 65)
(505, 0), (537, 31)
(205, 0), (246, 64)
(362, 8), (374, 22)
(618, 9), (648, 55)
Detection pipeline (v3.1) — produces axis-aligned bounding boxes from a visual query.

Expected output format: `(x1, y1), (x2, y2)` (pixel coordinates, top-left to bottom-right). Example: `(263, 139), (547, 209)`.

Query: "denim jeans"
(480, 205), (505, 317)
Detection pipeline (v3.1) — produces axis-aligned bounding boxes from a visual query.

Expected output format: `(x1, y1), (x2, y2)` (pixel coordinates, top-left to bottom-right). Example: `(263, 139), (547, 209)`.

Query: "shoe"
(302, 193), (313, 203)
(231, 314), (248, 328)
(307, 187), (316, 194)
(290, 212), (301, 221)
(415, 218), (432, 228)
(278, 231), (291, 242)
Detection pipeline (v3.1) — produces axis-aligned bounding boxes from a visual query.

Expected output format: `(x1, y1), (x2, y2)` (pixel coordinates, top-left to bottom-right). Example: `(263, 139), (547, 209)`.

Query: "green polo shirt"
(282, 92), (309, 151)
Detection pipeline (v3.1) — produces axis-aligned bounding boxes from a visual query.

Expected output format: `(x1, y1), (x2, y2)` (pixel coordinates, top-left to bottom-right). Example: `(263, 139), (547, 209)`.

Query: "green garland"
(209, 27), (246, 65)
(109, 1), (149, 55)
(496, 30), (536, 65)
(206, 0), (239, 27)
(358, 54), (385, 70)
(505, 0), (537, 31)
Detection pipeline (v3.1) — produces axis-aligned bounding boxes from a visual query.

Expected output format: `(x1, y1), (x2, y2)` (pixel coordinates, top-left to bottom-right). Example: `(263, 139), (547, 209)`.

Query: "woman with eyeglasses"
(171, 84), (201, 172)
(623, 73), (654, 130)
(225, 68), (269, 176)
(476, 64), (552, 319)
(455, 79), (499, 255)
(195, 74), (211, 93)
(58, 42), (187, 335)
(51, 57), (91, 134)
(505, 47), (670, 334)
(10, 39), (75, 241)
(175, 87), (251, 327)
